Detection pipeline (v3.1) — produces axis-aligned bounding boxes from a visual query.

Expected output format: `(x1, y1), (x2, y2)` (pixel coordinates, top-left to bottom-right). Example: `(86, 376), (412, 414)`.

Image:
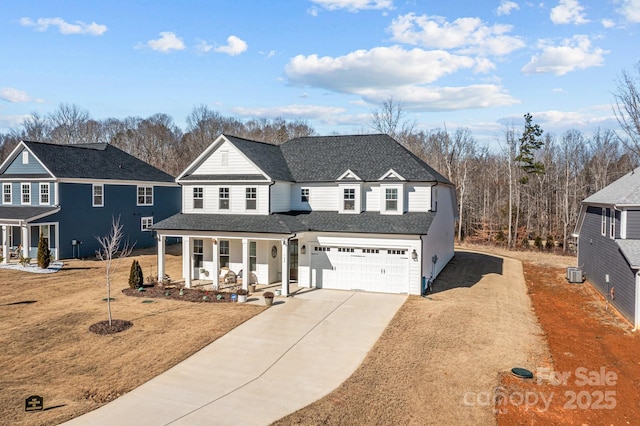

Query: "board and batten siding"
(578, 205), (636, 323)
(183, 184), (269, 215)
(192, 140), (262, 176)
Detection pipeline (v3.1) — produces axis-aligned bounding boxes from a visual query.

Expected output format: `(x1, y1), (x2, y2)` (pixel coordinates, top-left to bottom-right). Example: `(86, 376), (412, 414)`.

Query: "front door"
(289, 239), (299, 281)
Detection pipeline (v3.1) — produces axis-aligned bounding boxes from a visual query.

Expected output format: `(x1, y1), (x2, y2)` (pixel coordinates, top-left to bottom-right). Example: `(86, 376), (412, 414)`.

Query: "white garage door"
(310, 246), (409, 293)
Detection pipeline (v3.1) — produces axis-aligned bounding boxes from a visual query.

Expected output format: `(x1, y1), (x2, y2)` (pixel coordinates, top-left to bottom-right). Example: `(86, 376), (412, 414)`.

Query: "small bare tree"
(96, 217), (133, 326)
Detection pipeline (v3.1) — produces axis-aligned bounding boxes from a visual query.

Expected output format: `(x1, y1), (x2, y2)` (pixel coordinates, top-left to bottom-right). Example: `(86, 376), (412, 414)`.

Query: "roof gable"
(337, 169), (362, 181)
(378, 168), (405, 181)
(0, 142), (55, 179)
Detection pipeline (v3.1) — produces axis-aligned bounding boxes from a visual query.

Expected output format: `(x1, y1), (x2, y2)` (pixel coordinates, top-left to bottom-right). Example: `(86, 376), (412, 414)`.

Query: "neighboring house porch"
(0, 206), (60, 263)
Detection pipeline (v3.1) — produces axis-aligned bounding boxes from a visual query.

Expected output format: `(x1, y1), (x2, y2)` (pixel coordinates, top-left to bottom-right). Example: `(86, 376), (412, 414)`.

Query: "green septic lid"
(142, 300), (154, 304)
(511, 367), (534, 379)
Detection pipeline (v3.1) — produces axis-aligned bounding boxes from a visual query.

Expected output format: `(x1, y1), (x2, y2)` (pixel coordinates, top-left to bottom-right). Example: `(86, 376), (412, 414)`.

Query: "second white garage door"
(310, 246), (409, 293)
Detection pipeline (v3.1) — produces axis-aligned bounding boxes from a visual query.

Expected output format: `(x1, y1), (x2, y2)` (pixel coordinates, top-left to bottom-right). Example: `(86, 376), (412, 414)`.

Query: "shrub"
(128, 260), (144, 289)
(534, 235), (543, 250)
(37, 233), (51, 269)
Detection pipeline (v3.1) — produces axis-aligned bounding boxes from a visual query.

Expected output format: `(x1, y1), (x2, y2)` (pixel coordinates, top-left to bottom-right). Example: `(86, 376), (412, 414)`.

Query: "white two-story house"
(154, 134), (457, 296)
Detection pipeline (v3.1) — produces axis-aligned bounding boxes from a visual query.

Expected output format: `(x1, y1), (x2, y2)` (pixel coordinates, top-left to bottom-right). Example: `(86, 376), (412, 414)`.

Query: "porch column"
(281, 239), (289, 296)
(21, 226), (29, 258)
(212, 238), (219, 290)
(183, 236), (192, 289)
(1, 226), (7, 264)
(157, 235), (165, 284)
(241, 238), (250, 291)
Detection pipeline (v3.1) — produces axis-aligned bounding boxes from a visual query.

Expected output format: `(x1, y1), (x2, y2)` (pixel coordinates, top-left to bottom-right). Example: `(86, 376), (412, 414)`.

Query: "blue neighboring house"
(0, 141), (181, 261)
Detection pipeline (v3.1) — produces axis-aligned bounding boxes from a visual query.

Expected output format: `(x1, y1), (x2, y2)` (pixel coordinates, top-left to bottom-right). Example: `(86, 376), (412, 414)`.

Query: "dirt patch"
(88, 319), (133, 335)
(0, 245), (266, 426)
(496, 262), (640, 425)
(122, 285), (237, 303)
(276, 249), (549, 425)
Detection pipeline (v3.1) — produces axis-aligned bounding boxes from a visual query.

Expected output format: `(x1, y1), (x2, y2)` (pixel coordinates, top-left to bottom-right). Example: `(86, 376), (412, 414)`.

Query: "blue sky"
(0, 0), (638, 146)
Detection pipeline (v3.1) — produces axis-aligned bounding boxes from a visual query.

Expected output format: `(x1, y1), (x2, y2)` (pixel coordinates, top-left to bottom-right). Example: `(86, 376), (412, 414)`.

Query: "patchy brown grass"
(0, 245), (265, 426)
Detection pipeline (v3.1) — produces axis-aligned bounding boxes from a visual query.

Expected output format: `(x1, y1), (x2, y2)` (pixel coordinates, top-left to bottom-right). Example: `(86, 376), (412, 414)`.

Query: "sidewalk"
(63, 290), (407, 425)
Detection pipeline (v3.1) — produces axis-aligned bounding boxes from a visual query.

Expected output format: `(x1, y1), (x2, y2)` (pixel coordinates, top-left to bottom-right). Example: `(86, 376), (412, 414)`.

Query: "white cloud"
(142, 32), (185, 53)
(0, 87), (42, 103)
(0, 114), (31, 130)
(20, 17), (107, 35)
(232, 104), (346, 119)
(601, 18), (616, 28)
(496, 1), (520, 16)
(521, 35), (608, 75)
(260, 50), (276, 58)
(214, 35), (248, 56)
(616, 0), (640, 23)
(550, 0), (589, 25)
(196, 39), (214, 53)
(310, 0), (393, 12)
(498, 108), (617, 134)
(389, 13), (525, 56)
(285, 46), (478, 93)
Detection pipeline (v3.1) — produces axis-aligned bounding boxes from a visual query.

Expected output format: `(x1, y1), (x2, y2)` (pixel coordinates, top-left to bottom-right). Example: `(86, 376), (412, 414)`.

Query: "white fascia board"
(0, 141), (57, 179)
(378, 168), (405, 181)
(176, 134), (228, 181)
(337, 169), (362, 181)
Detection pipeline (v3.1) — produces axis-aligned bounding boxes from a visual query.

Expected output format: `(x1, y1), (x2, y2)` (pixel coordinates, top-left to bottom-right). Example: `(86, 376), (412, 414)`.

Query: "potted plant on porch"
(237, 288), (248, 303)
(263, 291), (274, 307)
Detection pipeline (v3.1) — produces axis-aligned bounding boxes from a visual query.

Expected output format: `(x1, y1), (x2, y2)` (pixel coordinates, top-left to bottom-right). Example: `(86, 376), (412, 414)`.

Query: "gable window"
(40, 183), (50, 205)
(137, 186), (153, 206)
(193, 187), (203, 209)
(21, 183), (31, 205)
(93, 184), (103, 207)
(343, 188), (355, 211)
(246, 187), (257, 210)
(219, 240), (230, 268)
(301, 188), (310, 203)
(141, 216), (153, 231)
(22, 151), (29, 164)
(610, 208), (615, 239)
(219, 187), (229, 210)
(601, 208), (606, 236)
(385, 188), (398, 211)
(3, 183), (11, 204)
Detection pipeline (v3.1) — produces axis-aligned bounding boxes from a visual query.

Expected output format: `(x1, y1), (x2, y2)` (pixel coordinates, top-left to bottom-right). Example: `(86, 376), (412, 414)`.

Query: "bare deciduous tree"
(95, 217), (134, 326)
(369, 97), (415, 144)
(613, 62), (640, 160)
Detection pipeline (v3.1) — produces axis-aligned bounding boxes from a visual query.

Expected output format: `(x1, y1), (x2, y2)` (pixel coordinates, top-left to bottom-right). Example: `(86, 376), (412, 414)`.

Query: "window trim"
(249, 241), (257, 272)
(39, 183), (50, 205)
(301, 188), (310, 203)
(601, 208), (607, 236)
(137, 186), (154, 206)
(92, 184), (104, 207)
(219, 240), (230, 268)
(193, 187), (204, 209)
(22, 151), (29, 164)
(385, 187), (398, 211)
(343, 188), (355, 211)
(219, 187), (230, 210)
(2, 183), (11, 204)
(246, 187), (257, 210)
(610, 208), (615, 239)
(21, 182), (31, 205)
(141, 216), (153, 231)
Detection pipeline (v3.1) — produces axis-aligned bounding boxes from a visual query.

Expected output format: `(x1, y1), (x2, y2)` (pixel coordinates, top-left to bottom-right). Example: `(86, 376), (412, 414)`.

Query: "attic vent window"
(22, 151), (29, 164)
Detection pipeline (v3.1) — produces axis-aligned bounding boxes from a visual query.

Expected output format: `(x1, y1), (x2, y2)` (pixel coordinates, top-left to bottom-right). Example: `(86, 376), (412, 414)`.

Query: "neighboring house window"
(21, 183), (30, 205)
(193, 187), (203, 209)
(137, 186), (153, 206)
(385, 188), (398, 211)
(301, 188), (310, 203)
(343, 188), (355, 211)
(246, 187), (257, 210)
(601, 208), (606, 236)
(219, 187), (230, 210)
(22, 151), (29, 164)
(141, 217), (153, 231)
(250, 241), (257, 272)
(2, 183), (11, 204)
(40, 183), (49, 205)
(93, 184), (103, 207)
(610, 209), (615, 239)
(221, 150), (229, 166)
(219, 240), (230, 268)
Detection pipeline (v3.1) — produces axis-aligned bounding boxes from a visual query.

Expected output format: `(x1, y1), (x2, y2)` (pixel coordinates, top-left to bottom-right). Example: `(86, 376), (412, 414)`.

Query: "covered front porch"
(156, 231), (306, 297)
(0, 206), (60, 263)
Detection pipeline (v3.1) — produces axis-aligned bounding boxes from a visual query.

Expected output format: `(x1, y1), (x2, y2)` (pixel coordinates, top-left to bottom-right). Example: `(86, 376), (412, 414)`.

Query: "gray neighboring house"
(575, 167), (640, 328)
(154, 133), (458, 296)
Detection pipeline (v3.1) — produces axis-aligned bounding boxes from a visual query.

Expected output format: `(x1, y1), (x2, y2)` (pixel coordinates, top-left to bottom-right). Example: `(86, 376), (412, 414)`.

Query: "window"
(137, 186), (153, 205)
(610, 209), (615, 239)
(193, 187), (203, 209)
(40, 183), (50, 205)
(219, 240), (230, 268)
(21, 183), (30, 205)
(193, 239), (203, 268)
(221, 150), (229, 166)
(314, 246), (331, 252)
(362, 248), (379, 254)
(388, 249), (406, 255)
(249, 241), (257, 272)
(93, 184), (103, 207)
(3, 183), (11, 204)
(343, 188), (355, 211)
(141, 216), (153, 231)
(22, 151), (29, 164)
(338, 247), (354, 253)
(301, 188), (310, 203)
(601, 208), (606, 236)
(219, 187), (229, 210)
(246, 187), (257, 210)
(385, 188), (398, 211)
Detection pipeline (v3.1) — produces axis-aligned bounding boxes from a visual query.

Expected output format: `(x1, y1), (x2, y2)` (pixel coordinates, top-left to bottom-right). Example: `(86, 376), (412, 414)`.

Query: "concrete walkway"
(64, 290), (407, 426)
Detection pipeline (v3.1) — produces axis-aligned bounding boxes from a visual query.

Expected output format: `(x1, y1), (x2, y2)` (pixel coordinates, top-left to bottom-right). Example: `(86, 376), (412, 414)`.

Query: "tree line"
(2, 63), (640, 254)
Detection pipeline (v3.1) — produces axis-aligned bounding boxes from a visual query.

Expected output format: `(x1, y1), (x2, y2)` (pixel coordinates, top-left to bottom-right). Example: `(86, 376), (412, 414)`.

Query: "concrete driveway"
(63, 290), (407, 426)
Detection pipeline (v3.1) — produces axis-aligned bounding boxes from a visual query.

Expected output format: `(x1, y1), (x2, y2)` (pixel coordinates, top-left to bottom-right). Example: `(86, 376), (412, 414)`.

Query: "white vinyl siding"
(183, 184), (269, 214)
(192, 140), (263, 176)
(290, 184), (337, 211)
(407, 184), (432, 212)
(271, 182), (291, 213)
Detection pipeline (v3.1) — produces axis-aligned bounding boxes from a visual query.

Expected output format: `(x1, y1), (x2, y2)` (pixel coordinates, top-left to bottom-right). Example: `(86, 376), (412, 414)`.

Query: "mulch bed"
(122, 285), (238, 303)
(89, 319), (133, 335)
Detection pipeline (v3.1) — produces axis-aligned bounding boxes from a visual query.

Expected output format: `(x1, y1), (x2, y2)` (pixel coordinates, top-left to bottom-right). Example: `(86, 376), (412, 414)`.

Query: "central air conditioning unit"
(566, 267), (584, 283)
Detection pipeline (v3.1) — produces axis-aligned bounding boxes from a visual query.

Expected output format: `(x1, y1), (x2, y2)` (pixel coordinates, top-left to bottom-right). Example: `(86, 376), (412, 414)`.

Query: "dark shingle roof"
(0, 206), (59, 221)
(21, 141), (175, 182)
(154, 211), (435, 235)
(583, 167), (640, 205)
(225, 136), (293, 181)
